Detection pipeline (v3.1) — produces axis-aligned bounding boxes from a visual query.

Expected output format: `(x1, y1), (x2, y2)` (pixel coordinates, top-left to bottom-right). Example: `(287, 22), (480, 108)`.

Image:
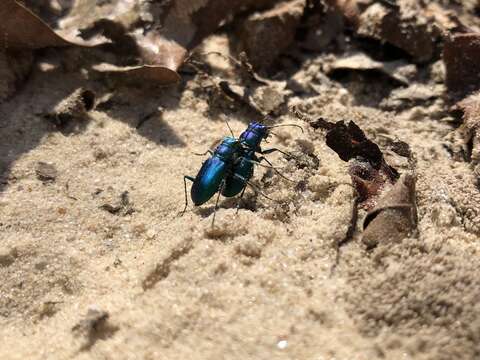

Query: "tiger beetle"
(182, 120), (303, 227)
(222, 122), (303, 200)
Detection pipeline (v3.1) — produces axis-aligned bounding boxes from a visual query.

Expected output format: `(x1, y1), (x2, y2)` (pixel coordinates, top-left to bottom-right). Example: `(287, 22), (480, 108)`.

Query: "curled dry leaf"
(362, 173), (417, 249)
(444, 33), (480, 97)
(93, 0), (281, 84)
(0, 0), (106, 49)
(303, 111), (416, 266)
(3, 0), (286, 86)
(308, 117), (398, 210)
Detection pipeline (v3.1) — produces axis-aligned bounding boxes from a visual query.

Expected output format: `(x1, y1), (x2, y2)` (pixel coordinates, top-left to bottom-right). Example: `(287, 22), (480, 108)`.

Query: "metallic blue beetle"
(222, 122), (299, 198)
(182, 121), (302, 225)
(182, 137), (239, 215)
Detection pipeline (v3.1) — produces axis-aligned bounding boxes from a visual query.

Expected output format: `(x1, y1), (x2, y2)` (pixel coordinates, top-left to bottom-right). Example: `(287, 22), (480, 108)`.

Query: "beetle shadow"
(95, 87), (186, 148)
(0, 65), (93, 194)
(194, 192), (259, 219)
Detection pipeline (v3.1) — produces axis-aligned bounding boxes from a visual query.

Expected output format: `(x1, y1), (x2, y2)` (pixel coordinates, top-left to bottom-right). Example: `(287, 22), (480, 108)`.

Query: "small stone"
(146, 229), (157, 239)
(35, 161), (58, 182)
(0, 247), (17, 267)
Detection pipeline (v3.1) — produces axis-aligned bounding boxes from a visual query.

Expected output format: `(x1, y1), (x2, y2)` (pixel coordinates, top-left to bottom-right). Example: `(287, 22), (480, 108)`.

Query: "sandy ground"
(2, 22), (480, 360)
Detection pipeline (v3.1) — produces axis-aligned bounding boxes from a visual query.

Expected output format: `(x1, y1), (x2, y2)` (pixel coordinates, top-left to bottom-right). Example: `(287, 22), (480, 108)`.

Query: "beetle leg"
(251, 157), (293, 182)
(193, 149), (214, 156)
(212, 179), (225, 228)
(260, 147), (292, 157)
(181, 176), (195, 216)
(236, 186), (247, 215)
(233, 174), (276, 202)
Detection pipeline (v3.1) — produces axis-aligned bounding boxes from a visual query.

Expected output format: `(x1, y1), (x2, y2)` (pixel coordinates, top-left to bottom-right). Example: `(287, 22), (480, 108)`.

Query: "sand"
(2, 19), (480, 360)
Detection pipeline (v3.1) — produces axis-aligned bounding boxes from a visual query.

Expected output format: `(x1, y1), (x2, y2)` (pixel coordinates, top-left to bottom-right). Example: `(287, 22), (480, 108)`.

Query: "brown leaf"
(444, 33), (480, 97)
(0, 0), (106, 49)
(92, 0), (280, 84)
(307, 116), (399, 209)
(362, 173), (417, 249)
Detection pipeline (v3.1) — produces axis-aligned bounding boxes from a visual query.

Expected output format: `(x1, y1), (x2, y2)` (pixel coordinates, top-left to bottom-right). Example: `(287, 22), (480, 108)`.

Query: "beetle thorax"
(240, 123), (267, 150)
(214, 137), (238, 160)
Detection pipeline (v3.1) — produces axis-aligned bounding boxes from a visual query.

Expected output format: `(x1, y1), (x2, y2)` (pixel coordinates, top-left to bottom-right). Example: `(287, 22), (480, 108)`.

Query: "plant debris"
(299, 109), (417, 253)
(0, 0), (107, 50)
(362, 172), (417, 249)
(99, 191), (135, 216)
(320, 120), (399, 206)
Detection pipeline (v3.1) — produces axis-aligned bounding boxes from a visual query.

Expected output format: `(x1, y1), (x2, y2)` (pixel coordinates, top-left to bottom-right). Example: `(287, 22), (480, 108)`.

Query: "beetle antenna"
(222, 117), (236, 138)
(267, 124), (304, 133)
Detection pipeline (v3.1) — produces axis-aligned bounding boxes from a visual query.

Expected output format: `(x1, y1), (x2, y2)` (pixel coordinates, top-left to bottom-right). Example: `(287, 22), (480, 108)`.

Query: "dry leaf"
(93, 0), (280, 84)
(0, 0), (106, 49)
(308, 117), (399, 210)
(362, 173), (417, 249)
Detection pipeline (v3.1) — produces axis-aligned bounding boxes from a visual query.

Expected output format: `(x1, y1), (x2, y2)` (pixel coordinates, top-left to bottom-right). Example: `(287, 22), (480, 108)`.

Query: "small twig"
(65, 180), (78, 201)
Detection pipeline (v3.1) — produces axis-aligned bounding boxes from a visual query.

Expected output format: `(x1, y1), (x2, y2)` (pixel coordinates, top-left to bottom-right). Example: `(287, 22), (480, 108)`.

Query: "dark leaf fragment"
(326, 120), (384, 169)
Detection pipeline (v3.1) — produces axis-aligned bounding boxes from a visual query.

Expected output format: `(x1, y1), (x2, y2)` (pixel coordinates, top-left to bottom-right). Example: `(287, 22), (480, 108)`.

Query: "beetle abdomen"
(222, 158), (254, 197)
(191, 157), (227, 205)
